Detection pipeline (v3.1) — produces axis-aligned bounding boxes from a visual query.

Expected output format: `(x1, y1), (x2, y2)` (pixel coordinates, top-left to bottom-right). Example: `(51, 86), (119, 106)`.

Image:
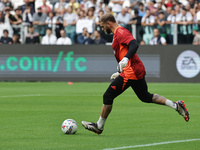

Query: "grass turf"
(0, 82), (199, 150)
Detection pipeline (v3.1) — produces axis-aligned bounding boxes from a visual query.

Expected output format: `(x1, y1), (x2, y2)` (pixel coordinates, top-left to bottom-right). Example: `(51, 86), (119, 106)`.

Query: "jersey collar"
(114, 26), (121, 34)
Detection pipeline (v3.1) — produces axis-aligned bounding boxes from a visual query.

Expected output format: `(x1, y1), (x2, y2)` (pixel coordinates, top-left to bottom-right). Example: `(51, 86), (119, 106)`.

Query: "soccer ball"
(61, 119), (78, 134)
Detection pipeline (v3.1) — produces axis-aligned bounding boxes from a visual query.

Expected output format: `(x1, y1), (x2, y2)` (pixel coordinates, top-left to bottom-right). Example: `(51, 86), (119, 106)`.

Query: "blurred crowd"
(1, 0), (200, 45)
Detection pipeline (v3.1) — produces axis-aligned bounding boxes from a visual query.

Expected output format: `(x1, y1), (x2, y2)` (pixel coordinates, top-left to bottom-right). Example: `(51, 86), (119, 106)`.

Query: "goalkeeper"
(82, 13), (189, 134)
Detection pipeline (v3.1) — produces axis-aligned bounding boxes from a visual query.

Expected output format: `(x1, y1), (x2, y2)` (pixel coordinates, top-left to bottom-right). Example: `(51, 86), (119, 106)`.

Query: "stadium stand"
(0, 0), (199, 45)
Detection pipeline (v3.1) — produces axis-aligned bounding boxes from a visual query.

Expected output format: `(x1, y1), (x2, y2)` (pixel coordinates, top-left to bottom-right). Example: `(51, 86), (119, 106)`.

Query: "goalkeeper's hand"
(110, 72), (120, 80)
(117, 57), (129, 73)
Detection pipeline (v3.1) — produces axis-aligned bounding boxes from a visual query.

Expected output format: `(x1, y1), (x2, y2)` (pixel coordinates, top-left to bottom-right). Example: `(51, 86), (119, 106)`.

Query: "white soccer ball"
(61, 119), (78, 134)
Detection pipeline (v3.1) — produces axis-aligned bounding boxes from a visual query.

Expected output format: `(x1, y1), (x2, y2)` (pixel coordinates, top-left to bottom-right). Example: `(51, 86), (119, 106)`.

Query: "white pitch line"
(125, 95), (200, 98)
(0, 94), (200, 98)
(103, 138), (200, 150)
(0, 94), (43, 98)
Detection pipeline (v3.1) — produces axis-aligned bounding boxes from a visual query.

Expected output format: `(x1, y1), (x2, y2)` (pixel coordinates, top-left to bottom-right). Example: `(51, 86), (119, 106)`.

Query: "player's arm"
(117, 40), (139, 72)
(125, 40), (139, 59)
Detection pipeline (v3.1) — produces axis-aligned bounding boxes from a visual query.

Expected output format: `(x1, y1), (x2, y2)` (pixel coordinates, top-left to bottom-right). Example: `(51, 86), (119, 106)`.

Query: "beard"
(38, 12), (42, 16)
(105, 28), (112, 34)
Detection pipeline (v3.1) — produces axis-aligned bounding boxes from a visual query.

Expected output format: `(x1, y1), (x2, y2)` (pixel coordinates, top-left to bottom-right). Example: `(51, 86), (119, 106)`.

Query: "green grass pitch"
(0, 82), (200, 150)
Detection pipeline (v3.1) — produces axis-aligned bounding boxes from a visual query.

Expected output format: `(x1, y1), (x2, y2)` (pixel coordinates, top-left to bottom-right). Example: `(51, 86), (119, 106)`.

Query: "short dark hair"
(95, 30), (100, 34)
(60, 29), (65, 32)
(139, 2), (144, 6)
(3, 29), (8, 34)
(134, 10), (139, 15)
(182, 7), (187, 11)
(46, 27), (52, 31)
(159, 11), (164, 15)
(99, 13), (116, 24)
(83, 27), (87, 31)
(28, 25), (33, 28)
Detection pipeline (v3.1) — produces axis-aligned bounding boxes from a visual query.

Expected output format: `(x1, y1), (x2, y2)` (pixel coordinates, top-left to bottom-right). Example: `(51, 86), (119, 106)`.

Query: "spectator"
(138, 2), (146, 17)
(54, 0), (69, 13)
(176, 8), (193, 44)
(55, 9), (65, 38)
(0, 11), (13, 38)
(0, 11), (4, 23)
(6, 7), (23, 36)
(140, 40), (146, 45)
(129, 0), (140, 10)
(91, 30), (106, 44)
(87, 0), (101, 16)
(85, 8), (96, 33)
(80, 0), (88, 10)
(63, 6), (77, 44)
(12, 34), (21, 44)
(165, 6), (172, 18)
(104, 0), (109, 5)
(76, 9), (86, 35)
(33, 7), (47, 36)
(77, 27), (92, 44)
(174, 3), (181, 15)
(149, 28), (167, 45)
(196, 5), (200, 28)
(5, 8), (22, 34)
(20, 0), (34, 15)
(41, 27), (57, 45)
(192, 26), (200, 45)
(166, 8), (176, 44)
(188, 0), (195, 8)
(22, 3), (33, 26)
(86, 8), (96, 22)
(0, 29), (13, 44)
(95, 9), (104, 27)
(116, 8), (131, 28)
(41, 0), (52, 14)
(56, 29), (72, 45)
(25, 25), (40, 44)
(68, 0), (80, 14)
(95, 9), (113, 43)
(141, 9), (155, 45)
(5, 8), (14, 24)
(45, 12), (57, 28)
(29, 0), (36, 12)
(155, 2), (167, 17)
(0, 1), (4, 12)
(162, 0), (173, 9)
(147, 0), (157, 15)
(104, 5), (113, 15)
(96, 0), (105, 15)
(191, 3), (197, 23)
(185, 3), (192, 14)
(12, 8), (23, 25)
(84, 0), (95, 11)
(128, 10), (143, 43)
(3, 0), (13, 11)
(111, 0), (124, 15)
(156, 11), (166, 38)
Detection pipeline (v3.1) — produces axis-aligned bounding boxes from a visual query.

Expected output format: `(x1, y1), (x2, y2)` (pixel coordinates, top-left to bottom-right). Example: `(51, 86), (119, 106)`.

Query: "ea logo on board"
(176, 50), (200, 78)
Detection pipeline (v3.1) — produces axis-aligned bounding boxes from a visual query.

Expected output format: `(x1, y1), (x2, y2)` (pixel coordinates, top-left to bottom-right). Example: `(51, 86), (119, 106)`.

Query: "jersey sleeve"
(161, 37), (166, 44)
(116, 27), (135, 45)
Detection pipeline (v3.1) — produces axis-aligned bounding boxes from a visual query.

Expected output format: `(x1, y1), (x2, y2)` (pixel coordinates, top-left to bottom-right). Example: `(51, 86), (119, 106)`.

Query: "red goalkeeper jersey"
(112, 26), (146, 81)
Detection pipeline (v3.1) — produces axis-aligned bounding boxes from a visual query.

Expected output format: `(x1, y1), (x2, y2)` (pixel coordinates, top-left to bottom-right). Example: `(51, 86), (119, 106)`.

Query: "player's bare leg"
(96, 104), (112, 129)
(152, 94), (189, 122)
(100, 104), (112, 118)
(152, 94), (167, 104)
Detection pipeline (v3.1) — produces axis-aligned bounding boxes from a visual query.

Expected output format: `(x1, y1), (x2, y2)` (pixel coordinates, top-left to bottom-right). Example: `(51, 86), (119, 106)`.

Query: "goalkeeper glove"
(117, 57), (129, 73)
(110, 72), (120, 80)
